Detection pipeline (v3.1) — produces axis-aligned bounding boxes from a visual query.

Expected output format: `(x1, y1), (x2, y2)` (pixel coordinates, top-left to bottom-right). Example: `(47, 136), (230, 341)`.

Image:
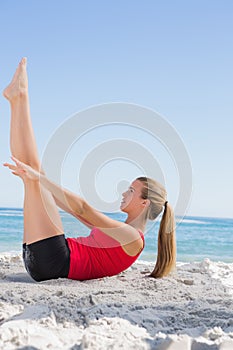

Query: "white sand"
(0, 254), (233, 350)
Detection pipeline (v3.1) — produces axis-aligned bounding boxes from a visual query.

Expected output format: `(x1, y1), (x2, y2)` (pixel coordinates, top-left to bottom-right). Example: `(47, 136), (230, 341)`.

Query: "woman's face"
(120, 180), (146, 214)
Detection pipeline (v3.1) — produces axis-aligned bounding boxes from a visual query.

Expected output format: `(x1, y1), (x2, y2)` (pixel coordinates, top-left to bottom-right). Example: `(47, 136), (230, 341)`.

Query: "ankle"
(8, 90), (28, 104)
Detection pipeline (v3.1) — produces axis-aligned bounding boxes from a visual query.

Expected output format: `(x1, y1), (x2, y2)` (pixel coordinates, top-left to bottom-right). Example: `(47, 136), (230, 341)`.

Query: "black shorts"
(23, 235), (70, 282)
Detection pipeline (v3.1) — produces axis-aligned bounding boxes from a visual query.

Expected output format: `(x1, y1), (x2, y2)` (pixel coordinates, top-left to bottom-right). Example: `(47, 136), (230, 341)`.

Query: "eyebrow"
(129, 186), (135, 191)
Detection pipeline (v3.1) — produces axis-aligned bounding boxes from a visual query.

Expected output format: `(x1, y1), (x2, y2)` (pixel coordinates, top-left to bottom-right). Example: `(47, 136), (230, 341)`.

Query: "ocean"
(0, 207), (232, 263)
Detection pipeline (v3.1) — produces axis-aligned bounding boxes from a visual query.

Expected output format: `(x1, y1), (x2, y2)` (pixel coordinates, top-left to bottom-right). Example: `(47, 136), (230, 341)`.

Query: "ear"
(142, 199), (150, 208)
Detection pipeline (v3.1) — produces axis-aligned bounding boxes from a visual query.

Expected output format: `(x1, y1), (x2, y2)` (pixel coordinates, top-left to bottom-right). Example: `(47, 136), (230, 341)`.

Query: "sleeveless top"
(66, 227), (144, 280)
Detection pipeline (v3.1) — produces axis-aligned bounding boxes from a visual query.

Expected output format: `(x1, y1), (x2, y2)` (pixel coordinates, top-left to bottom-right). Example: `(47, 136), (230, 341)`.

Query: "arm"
(39, 174), (140, 245)
(53, 196), (94, 229)
(4, 157), (143, 247)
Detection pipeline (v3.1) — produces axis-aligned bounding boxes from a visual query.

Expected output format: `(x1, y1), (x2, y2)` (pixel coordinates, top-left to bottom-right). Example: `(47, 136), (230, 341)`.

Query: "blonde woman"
(3, 58), (176, 282)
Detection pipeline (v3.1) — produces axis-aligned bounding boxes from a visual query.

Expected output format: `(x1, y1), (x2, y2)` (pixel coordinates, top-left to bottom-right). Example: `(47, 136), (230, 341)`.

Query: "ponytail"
(150, 202), (176, 278)
(136, 177), (176, 278)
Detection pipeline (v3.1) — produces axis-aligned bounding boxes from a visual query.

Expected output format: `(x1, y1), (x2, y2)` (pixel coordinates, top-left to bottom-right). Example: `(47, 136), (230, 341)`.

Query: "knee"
(26, 159), (41, 171)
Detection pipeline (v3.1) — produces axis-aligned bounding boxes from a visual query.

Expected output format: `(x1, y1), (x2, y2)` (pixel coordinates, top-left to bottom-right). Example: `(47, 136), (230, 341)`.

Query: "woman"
(3, 58), (176, 282)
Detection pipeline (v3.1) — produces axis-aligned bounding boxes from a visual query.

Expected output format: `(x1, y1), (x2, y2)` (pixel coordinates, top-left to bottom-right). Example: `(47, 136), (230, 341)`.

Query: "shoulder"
(121, 231), (144, 257)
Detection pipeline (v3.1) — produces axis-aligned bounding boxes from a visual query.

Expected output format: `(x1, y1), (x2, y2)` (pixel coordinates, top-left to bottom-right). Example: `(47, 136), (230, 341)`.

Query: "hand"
(3, 156), (41, 181)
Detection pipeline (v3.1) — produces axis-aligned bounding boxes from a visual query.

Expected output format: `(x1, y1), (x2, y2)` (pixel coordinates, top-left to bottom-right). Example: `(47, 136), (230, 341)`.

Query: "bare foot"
(3, 57), (28, 101)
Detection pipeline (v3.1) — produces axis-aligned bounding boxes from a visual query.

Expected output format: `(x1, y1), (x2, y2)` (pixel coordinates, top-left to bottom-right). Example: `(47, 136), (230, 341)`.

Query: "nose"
(122, 190), (127, 198)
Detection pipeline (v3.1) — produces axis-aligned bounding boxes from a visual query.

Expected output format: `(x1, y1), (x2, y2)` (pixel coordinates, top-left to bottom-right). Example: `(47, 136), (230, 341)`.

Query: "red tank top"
(67, 227), (144, 280)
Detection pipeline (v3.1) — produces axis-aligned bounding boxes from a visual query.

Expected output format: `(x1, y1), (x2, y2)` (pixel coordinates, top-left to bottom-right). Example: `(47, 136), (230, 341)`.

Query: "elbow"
(79, 198), (89, 217)
(75, 197), (86, 216)
(64, 192), (86, 217)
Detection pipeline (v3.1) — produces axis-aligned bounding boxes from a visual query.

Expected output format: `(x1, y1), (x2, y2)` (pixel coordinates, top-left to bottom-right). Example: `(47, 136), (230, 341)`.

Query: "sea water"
(0, 207), (232, 263)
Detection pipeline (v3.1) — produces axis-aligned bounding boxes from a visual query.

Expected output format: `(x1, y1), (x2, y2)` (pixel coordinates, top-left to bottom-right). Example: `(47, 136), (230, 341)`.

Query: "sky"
(0, 0), (232, 218)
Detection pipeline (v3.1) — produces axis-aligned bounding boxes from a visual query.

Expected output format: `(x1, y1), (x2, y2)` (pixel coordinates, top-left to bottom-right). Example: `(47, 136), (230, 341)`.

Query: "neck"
(125, 211), (148, 232)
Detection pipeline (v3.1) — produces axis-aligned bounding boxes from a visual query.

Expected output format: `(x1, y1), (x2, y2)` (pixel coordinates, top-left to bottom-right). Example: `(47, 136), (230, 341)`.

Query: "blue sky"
(0, 0), (232, 218)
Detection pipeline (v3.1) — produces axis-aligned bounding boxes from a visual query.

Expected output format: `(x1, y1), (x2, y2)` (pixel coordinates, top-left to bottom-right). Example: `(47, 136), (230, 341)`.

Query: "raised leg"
(3, 58), (40, 168)
(3, 58), (64, 244)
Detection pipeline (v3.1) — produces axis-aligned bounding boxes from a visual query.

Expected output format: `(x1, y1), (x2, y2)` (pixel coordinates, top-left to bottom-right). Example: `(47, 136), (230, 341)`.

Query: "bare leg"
(23, 181), (64, 244)
(3, 58), (64, 244)
(3, 58), (40, 168)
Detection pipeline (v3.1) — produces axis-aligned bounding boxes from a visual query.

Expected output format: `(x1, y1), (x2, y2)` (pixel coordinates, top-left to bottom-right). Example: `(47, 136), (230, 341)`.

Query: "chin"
(120, 205), (128, 213)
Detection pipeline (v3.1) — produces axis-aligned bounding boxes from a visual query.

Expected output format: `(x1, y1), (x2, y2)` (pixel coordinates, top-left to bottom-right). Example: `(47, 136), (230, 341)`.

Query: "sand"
(0, 253), (233, 349)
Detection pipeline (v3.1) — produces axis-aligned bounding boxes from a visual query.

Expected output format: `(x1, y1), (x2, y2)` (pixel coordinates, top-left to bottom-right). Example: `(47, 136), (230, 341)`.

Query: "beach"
(0, 253), (233, 349)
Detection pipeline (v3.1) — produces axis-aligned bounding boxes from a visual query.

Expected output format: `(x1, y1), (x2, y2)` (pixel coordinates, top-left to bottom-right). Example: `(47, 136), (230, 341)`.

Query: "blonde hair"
(137, 177), (176, 278)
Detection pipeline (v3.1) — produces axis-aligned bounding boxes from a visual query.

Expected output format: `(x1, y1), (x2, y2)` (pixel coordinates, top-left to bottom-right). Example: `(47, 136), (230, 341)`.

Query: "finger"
(11, 156), (25, 168)
(12, 172), (19, 177)
(3, 163), (16, 170)
(11, 156), (21, 165)
(11, 156), (19, 162)
(4, 163), (17, 171)
(11, 156), (27, 170)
